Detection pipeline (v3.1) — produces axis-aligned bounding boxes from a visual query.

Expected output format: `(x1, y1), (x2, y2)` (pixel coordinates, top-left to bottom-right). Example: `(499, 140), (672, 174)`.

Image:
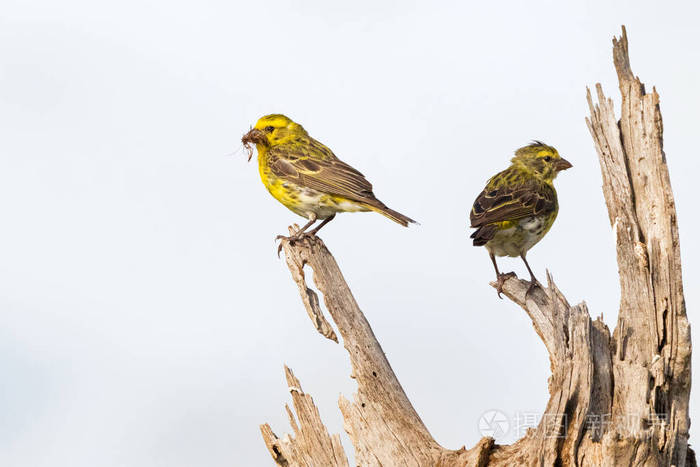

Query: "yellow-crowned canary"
(242, 114), (415, 248)
(470, 142), (572, 297)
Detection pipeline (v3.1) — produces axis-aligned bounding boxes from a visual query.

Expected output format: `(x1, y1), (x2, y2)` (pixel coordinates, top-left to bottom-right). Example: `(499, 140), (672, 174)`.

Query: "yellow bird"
(470, 142), (572, 297)
(242, 114), (415, 246)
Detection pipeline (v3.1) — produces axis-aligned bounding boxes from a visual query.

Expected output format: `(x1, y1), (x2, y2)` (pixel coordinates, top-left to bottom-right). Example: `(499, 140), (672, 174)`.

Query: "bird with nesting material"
(242, 114), (415, 253)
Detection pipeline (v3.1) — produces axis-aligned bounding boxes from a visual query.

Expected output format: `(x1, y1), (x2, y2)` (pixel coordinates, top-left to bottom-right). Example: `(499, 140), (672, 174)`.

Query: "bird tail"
(470, 224), (497, 246)
(366, 201), (416, 227)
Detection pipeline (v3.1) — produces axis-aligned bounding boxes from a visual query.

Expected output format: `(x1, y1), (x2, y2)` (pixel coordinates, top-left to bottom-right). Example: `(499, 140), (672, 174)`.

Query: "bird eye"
(264, 126), (275, 132)
(543, 156), (552, 162)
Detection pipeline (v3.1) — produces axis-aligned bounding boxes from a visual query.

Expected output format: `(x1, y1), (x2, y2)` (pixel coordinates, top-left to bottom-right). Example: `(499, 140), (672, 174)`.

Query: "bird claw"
(275, 232), (315, 257)
(275, 234), (295, 257)
(276, 238), (287, 257)
(495, 272), (517, 298)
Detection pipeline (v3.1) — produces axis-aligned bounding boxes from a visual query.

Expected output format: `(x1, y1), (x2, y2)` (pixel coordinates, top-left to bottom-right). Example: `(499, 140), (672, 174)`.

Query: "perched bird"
(241, 114), (415, 248)
(470, 142), (572, 297)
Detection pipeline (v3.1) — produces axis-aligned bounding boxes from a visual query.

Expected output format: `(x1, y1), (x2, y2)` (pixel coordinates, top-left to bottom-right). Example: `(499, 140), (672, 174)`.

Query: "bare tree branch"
(266, 229), (494, 466)
(260, 366), (348, 466)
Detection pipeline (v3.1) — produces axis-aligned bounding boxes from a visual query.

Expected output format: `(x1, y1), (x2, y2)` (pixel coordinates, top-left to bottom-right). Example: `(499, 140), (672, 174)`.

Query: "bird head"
(241, 114), (308, 161)
(511, 141), (572, 182)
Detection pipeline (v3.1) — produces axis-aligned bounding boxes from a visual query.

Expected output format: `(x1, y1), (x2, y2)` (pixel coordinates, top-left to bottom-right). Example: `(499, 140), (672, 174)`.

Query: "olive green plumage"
(470, 142), (572, 297)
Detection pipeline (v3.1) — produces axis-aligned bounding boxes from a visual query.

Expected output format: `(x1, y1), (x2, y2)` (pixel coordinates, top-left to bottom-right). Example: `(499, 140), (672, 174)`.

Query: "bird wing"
(267, 145), (378, 204)
(470, 176), (556, 228)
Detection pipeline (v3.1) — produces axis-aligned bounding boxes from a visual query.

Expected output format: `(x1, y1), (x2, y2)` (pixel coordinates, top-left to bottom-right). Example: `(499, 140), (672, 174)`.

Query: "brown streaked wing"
(267, 146), (377, 203)
(470, 179), (556, 228)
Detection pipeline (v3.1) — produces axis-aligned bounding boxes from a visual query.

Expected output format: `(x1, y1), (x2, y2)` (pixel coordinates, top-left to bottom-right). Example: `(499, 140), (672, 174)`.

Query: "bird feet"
(275, 229), (317, 257)
(495, 272), (517, 298)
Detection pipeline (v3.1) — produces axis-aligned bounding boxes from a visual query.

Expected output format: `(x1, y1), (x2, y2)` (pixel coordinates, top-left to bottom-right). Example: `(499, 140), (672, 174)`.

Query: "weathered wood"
(260, 27), (693, 466)
(264, 227), (494, 466)
(260, 366), (348, 466)
(585, 26), (691, 466)
(484, 275), (614, 466)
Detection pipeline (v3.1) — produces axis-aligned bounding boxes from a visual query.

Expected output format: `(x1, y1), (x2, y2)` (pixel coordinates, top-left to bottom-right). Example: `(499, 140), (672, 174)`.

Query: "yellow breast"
(258, 154), (302, 213)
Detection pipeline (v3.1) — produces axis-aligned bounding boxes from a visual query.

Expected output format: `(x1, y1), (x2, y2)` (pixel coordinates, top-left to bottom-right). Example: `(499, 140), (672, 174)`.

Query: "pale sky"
(1, 0), (698, 465)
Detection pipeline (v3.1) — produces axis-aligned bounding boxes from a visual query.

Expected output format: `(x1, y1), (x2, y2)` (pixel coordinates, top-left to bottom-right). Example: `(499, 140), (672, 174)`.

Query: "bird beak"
(241, 128), (265, 162)
(555, 158), (573, 171)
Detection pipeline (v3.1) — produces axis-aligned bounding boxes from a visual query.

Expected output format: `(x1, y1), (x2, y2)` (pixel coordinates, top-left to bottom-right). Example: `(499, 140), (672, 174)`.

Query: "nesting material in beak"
(241, 128), (265, 161)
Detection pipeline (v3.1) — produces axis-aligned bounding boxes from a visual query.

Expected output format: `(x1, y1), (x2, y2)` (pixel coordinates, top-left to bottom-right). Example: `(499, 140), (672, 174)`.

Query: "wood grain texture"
(259, 27), (693, 466)
(586, 26), (691, 467)
(262, 227), (494, 466)
(260, 366), (348, 466)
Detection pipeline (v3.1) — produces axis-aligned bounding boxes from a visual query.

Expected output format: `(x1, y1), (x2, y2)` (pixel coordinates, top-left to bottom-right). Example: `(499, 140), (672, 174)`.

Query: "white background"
(1, 0), (698, 465)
